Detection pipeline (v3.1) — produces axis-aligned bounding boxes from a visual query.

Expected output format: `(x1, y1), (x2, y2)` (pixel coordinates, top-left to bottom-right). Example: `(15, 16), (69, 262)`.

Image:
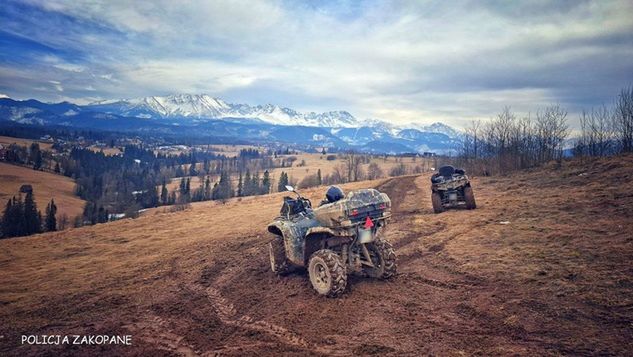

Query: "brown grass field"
(0, 162), (85, 220)
(0, 136), (53, 151)
(87, 146), (122, 156)
(165, 153), (432, 193)
(1, 155), (632, 355)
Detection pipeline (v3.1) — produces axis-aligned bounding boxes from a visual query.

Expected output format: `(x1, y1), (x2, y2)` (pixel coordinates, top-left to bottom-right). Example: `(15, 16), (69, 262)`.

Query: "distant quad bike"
(267, 185), (396, 297)
(430, 165), (476, 213)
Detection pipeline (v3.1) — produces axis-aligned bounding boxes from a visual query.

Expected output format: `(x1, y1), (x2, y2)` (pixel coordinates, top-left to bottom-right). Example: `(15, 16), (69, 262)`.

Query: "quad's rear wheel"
(363, 239), (397, 279)
(308, 249), (347, 297)
(432, 192), (444, 213)
(269, 235), (292, 275)
(464, 186), (477, 209)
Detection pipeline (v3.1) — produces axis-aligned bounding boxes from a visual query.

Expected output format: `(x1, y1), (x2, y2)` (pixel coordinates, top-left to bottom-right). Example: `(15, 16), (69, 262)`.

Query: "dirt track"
(2, 156), (633, 355)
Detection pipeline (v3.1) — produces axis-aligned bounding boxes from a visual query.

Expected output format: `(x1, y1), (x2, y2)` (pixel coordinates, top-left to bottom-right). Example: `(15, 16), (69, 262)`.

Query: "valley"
(0, 96), (461, 155)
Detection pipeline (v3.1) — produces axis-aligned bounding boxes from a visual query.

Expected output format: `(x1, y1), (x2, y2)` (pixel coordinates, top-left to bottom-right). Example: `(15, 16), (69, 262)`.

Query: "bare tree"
(577, 106), (615, 157)
(458, 105), (568, 175)
(614, 86), (633, 152)
(366, 162), (385, 180)
(535, 105), (568, 163)
(344, 151), (363, 182)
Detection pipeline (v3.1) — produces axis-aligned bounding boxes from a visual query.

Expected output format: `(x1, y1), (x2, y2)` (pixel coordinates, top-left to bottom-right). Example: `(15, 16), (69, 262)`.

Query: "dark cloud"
(0, 0), (631, 127)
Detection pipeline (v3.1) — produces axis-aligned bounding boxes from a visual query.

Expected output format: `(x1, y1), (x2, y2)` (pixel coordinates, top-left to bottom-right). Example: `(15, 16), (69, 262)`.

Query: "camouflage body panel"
(313, 189), (391, 227)
(431, 174), (470, 192)
(267, 213), (320, 266)
(267, 188), (391, 267)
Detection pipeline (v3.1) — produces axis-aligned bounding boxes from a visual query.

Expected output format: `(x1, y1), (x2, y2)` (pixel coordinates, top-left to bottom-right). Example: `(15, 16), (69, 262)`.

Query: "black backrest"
(439, 165), (455, 178)
(281, 197), (305, 216)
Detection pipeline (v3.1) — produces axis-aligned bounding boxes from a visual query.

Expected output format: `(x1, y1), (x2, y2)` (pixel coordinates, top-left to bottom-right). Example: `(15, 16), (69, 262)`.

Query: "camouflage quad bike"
(267, 186), (397, 297)
(430, 165), (476, 213)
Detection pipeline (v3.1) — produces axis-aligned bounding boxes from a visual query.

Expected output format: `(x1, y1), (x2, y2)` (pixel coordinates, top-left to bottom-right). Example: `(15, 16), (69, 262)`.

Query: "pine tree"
(45, 199), (57, 232)
(278, 171), (289, 192)
(84, 202), (97, 225)
(97, 206), (108, 223)
(189, 163), (197, 176)
(252, 172), (260, 195)
(175, 165), (185, 177)
(179, 177), (186, 194)
(321, 147), (327, 155)
(161, 179), (168, 205)
(12, 196), (25, 237)
(1, 199), (13, 238)
(204, 176), (211, 200)
(262, 170), (271, 194)
(37, 211), (43, 232)
(185, 178), (191, 194)
(54, 162), (61, 174)
(317, 169), (322, 185)
(149, 187), (160, 207)
(244, 170), (252, 196)
(237, 171), (243, 197)
(23, 191), (40, 235)
(29, 143), (42, 170)
(212, 171), (232, 202)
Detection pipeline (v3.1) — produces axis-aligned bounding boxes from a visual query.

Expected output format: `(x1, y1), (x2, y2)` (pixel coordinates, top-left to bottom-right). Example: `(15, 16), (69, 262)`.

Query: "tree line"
(455, 86), (633, 175)
(1, 189), (57, 238)
(574, 87), (633, 157)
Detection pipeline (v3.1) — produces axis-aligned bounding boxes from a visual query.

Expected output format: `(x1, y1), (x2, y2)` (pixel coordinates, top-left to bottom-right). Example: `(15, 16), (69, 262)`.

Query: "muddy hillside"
(1, 155), (632, 355)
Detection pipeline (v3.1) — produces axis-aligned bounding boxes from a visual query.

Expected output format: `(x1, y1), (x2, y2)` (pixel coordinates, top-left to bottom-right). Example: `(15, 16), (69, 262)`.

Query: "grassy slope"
(0, 155), (632, 355)
(0, 162), (86, 219)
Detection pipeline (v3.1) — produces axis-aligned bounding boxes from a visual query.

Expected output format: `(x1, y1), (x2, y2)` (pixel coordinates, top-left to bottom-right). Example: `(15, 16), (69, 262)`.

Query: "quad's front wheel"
(464, 186), (477, 209)
(363, 239), (397, 279)
(308, 249), (347, 297)
(432, 192), (444, 213)
(269, 235), (292, 275)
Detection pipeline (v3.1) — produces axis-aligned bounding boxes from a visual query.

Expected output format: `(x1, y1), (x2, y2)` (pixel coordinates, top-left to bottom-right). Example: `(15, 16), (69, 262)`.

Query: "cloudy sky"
(1, 0), (632, 128)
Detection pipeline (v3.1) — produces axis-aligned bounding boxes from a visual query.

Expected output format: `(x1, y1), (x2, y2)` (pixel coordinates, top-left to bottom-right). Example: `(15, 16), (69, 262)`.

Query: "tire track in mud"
(183, 175), (484, 355)
(379, 174), (487, 290)
(190, 241), (348, 356)
(188, 280), (347, 356)
(376, 175), (418, 213)
(124, 314), (199, 356)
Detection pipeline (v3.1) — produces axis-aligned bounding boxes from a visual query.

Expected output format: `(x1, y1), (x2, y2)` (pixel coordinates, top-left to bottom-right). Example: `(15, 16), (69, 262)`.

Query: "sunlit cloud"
(1, 0), (632, 128)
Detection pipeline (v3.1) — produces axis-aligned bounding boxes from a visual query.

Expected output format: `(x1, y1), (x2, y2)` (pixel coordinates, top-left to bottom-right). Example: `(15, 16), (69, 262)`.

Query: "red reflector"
(351, 209), (358, 216)
(364, 216), (374, 229)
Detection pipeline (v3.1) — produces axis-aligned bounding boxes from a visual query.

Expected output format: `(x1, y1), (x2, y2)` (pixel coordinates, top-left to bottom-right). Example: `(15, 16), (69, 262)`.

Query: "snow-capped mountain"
(1, 96), (463, 154)
(89, 94), (230, 120)
(406, 122), (461, 138)
(88, 94), (360, 128)
(87, 94), (465, 141)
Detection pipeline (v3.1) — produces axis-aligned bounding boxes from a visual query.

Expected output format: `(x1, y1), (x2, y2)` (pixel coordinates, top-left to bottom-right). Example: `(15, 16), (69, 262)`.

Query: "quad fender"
(267, 222), (302, 266)
(267, 223), (284, 237)
(267, 219), (321, 267)
(305, 226), (337, 237)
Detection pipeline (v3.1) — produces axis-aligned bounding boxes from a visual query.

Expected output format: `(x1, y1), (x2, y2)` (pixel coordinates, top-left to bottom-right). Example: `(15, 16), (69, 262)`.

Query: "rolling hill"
(1, 155), (632, 355)
(0, 162), (86, 220)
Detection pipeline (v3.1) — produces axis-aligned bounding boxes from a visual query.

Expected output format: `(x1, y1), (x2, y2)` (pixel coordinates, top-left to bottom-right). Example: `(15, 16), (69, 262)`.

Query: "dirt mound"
(1, 157), (632, 355)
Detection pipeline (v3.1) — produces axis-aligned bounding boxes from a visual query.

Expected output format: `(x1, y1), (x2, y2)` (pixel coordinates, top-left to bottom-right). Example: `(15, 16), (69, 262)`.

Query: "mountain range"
(0, 95), (461, 154)
(89, 94), (360, 128)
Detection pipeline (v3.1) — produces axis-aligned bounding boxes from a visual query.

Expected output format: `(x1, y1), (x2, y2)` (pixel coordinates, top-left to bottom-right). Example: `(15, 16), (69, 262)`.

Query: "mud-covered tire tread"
(308, 249), (347, 298)
(269, 235), (292, 276)
(464, 186), (477, 209)
(432, 192), (444, 213)
(368, 238), (397, 279)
